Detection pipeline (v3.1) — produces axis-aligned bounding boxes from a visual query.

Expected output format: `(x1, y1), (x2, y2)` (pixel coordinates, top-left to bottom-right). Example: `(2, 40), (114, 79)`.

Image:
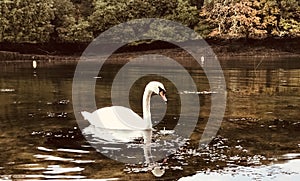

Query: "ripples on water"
(0, 57), (300, 180)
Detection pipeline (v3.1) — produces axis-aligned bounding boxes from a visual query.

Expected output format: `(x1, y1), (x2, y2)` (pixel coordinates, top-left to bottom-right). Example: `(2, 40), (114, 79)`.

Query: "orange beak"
(159, 91), (167, 103)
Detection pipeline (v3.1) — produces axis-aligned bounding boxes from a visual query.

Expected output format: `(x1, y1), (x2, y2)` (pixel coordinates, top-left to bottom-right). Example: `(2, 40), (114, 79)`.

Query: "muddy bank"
(0, 38), (299, 62)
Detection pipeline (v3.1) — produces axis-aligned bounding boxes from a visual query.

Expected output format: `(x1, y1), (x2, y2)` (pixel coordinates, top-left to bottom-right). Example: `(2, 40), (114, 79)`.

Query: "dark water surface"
(0, 56), (299, 180)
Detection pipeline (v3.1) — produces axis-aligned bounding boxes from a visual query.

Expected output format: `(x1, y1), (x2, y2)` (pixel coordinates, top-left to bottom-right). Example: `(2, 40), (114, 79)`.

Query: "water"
(0, 55), (299, 180)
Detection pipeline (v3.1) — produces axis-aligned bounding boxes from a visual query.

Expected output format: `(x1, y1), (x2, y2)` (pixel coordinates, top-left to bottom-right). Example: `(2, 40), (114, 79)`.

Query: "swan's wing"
(110, 106), (150, 129)
(82, 106), (148, 130)
(83, 125), (145, 142)
(81, 111), (106, 128)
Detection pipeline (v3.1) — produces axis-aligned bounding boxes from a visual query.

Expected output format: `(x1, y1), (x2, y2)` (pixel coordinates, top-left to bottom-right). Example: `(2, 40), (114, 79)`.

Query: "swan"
(81, 81), (167, 130)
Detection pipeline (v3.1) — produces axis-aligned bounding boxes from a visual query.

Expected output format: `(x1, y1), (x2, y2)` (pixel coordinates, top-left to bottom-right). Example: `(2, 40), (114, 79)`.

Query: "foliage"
(201, 0), (264, 38)
(167, 0), (199, 27)
(88, 0), (128, 36)
(0, 0), (299, 44)
(89, 0), (198, 37)
(279, 0), (300, 36)
(0, 0), (54, 43)
(51, 0), (93, 42)
(200, 0), (300, 39)
(256, 0), (281, 36)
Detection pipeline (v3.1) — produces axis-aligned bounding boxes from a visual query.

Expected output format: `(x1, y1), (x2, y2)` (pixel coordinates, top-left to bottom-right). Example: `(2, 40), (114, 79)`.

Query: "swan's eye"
(158, 86), (166, 95)
(158, 86), (167, 103)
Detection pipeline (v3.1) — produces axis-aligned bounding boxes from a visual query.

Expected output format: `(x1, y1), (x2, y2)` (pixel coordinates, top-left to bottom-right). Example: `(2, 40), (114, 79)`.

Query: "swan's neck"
(142, 87), (153, 129)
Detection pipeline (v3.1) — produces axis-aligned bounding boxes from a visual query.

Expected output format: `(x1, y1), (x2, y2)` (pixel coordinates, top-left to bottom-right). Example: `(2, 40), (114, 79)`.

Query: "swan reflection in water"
(82, 125), (165, 177)
(81, 81), (169, 177)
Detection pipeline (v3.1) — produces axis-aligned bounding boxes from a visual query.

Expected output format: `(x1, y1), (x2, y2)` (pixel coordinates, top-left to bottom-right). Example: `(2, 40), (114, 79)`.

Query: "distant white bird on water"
(200, 56), (205, 66)
(32, 60), (37, 69)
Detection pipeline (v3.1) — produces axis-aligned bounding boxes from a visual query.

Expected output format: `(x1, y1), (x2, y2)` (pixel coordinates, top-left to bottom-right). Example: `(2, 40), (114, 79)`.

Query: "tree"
(70, 0), (94, 18)
(0, 0), (54, 43)
(88, 0), (128, 36)
(200, 0), (263, 39)
(279, 0), (300, 36)
(199, 0), (300, 38)
(88, 0), (198, 38)
(167, 0), (199, 28)
(190, 0), (204, 9)
(256, 0), (281, 36)
(230, 0), (263, 38)
(51, 0), (92, 43)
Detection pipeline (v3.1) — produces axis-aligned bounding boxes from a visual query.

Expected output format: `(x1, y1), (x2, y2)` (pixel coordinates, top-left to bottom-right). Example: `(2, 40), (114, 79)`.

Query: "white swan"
(81, 81), (167, 130)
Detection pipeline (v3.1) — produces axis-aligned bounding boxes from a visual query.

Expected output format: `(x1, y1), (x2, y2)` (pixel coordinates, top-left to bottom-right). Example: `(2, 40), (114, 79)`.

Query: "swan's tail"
(81, 111), (102, 127)
(81, 111), (92, 121)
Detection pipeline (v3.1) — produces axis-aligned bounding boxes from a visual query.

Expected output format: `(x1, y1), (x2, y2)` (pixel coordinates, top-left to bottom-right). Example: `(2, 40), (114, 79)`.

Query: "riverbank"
(0, 37), (299, 62)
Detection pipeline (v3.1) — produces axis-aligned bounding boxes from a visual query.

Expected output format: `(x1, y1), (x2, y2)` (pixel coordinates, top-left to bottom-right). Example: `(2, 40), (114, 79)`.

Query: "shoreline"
(1, 49), (299, 71)
(0, 38), (299, 63)
(0, 47), (299, 61)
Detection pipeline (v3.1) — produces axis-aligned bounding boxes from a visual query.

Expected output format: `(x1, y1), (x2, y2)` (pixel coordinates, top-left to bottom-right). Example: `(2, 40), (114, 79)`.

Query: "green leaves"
(0, 0), (298, 43)
(0, 0), (54, 43)
(51, 0), (93, 42)
(200, 0), (260, 38)
(88, 0), (198, 37)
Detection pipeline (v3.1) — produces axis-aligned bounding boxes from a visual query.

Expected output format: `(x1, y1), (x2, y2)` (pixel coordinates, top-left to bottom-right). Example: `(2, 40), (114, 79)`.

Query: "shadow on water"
(0, 55), (299, 180)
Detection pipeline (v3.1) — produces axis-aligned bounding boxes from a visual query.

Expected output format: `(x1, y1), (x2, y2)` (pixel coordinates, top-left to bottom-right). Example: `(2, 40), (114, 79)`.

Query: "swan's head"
(146, 81), (167, 103)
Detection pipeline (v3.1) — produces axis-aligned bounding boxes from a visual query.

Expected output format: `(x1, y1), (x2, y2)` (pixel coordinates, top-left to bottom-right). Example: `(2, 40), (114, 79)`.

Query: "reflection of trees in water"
(225, 65), (300, 120)
(0, 62), (75, 122)
(227, 68), (300, 96)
